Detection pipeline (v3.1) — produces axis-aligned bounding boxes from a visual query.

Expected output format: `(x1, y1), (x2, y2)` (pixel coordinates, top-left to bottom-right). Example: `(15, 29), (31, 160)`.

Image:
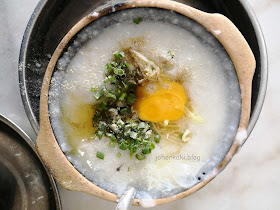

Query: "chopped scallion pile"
(90, 51), (160, 160)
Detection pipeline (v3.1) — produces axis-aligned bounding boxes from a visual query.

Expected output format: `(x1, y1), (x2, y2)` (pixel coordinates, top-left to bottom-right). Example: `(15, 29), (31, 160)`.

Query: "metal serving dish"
(0, 114), (61, 209)
(19, 0), (267, 140)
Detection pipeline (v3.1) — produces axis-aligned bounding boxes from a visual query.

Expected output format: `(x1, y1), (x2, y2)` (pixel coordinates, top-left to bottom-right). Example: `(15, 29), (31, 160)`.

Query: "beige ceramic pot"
(36, 0), (255, 206)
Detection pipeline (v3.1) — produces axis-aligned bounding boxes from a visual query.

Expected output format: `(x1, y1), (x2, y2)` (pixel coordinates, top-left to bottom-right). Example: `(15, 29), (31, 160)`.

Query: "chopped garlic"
(109, 108), (118, 118)
(117, 119), (125, 126)
(110, 124), (119, 133)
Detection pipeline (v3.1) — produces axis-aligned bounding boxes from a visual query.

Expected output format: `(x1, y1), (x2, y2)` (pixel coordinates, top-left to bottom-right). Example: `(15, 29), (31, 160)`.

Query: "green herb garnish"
(168, 50), (175, 59)
(96, 131), (104, 139)
(96, 151), (104, 159)
(179, 133), (183, 139)
(136, 153), (145, 160)
(114, 51), (125, 60)
(91, 51), (160, 160)
(154, 134), (161, 143)
(119, 93), (127, 101)
(90, 87), (98, 93)
(94, 90), (104, 100)
(109, 140), (116, 148)
(133, 17), (143, 24)
(127, 93), (137, 105)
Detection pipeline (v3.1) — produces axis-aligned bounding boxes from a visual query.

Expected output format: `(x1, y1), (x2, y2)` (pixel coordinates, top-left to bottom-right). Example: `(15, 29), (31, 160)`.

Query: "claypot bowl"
(35, 0), (255, 206)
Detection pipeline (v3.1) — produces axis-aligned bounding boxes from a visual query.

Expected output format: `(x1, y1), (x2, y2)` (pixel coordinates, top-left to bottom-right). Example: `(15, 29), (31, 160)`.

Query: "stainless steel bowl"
(0, 114), (61, 209)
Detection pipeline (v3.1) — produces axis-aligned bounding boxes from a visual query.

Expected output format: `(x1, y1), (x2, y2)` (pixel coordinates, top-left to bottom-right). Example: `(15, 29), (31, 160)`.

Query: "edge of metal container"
(18, 0), (268, 139)
(0, 114), (62, 210)
(239, 0), (268, 143)
(18, 0), (47, 133)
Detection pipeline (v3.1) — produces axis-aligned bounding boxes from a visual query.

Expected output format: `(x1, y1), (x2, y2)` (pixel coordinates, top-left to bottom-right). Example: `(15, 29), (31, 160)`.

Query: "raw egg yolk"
(133, 80), (186, 122)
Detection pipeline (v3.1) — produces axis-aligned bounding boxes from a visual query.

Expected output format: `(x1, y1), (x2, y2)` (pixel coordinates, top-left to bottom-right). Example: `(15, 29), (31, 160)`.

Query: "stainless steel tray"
(0, 114), (61, 209)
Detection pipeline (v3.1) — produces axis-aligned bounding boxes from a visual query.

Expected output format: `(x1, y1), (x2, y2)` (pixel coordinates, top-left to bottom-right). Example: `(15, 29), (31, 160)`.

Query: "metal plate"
(0, 114), (61, 210)
(19, 0), (267, 143)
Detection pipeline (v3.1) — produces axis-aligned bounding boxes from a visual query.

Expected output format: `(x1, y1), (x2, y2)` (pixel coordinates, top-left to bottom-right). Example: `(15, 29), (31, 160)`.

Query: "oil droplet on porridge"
(60, 94), (95, 154)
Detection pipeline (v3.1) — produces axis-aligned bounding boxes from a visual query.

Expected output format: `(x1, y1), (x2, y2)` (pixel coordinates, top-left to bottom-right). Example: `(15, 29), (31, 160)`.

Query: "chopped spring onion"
(96, 131), (104, 139)
(109, 140), (116, 148)
(129, 131), (138, 139)
(105, 92), (117, 100)
(142, 146), (151, 154)
(90, 51), (161, 160)
(106, 133), (117, 141)
(114, 68), (125, 76)
(120, 107), (128, 114)
(113, 51), (125, 60)
(127, 93), (137, 105)
(137, 122), (146, 130)
(90, 87), (98, 93)
(119, 93), (127, 101)
(134, 17), (143, 24)
(99, 101), (107, 110)
(119, 141), (128, 150)
(167, 50), (175, 58)
(136, 153), (145, 160)
(94, 91), (104, 100)
(154, 134), (161, 143)
(96, 151), (104, 159)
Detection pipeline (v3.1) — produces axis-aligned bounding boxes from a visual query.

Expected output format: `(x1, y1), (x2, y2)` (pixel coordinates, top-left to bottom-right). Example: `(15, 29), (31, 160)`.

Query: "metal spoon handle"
(115, 187), (136, 210)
